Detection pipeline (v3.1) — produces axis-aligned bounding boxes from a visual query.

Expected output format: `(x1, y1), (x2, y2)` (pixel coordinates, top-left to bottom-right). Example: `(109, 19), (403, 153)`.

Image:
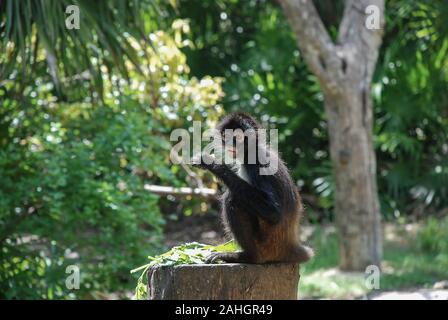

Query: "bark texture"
(278, 0), (384, 270)
(148, 263), (300, 300)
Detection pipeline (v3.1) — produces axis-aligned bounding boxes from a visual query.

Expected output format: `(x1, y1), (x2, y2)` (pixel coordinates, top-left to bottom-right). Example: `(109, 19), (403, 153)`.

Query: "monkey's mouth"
(227, 148), (236, 157)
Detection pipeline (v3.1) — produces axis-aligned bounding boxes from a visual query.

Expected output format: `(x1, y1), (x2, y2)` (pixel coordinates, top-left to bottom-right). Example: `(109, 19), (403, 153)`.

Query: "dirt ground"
(163, 211), (226, 247)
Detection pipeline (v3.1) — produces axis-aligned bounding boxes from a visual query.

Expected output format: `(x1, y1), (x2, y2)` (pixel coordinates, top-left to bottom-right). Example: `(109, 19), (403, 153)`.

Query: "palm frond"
(0, 0), (161, 98)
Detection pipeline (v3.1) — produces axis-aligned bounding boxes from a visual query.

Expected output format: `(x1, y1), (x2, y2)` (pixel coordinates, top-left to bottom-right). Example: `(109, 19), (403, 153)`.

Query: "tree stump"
(148, 263), (300, 300)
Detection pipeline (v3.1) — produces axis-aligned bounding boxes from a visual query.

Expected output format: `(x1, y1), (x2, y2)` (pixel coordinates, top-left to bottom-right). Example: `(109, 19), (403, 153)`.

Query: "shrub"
(0, 20), (223, 299)
(416, 216), (448, 255)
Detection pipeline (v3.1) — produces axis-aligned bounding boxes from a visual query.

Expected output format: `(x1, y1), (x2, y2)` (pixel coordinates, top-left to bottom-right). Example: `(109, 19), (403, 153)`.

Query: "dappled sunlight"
(300, 220), (448, 299)
(1, 0), (447, 300)
(300, 268), (368, 299)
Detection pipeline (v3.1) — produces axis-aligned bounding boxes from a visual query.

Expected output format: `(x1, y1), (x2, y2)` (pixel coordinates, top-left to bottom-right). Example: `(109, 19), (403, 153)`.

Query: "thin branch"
(144, 184), (217, 199)
(338, 0), (385, 85)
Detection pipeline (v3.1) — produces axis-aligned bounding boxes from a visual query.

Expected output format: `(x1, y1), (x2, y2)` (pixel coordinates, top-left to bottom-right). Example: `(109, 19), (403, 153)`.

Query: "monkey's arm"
(233, 186), (282, 224)
(192, 154), (281, 224)
(191, 154), (241, 187)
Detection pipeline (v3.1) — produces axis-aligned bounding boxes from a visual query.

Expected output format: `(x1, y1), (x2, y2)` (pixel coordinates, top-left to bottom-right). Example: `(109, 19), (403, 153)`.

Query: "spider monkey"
(192, 112), (314, 264)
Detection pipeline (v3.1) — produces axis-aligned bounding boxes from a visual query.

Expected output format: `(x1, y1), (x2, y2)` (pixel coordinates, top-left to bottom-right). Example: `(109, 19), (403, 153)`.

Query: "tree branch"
(338, 0), (385, 78)
(144, 184), (217, 199)
(278, 0), (342, 91)
(338, 0), (384, 45)
(278, 0), (385, 94)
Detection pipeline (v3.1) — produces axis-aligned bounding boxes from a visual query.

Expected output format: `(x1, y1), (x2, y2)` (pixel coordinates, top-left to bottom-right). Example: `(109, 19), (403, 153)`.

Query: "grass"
(298, 219), (448, 299)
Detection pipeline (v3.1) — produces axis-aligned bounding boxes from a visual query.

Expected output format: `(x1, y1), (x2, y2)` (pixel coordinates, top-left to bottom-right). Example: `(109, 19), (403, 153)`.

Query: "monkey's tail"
(293, 244), (314, 264)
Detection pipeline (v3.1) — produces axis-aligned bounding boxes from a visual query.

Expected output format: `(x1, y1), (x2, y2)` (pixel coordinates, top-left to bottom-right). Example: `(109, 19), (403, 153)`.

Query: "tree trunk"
(324, 87), (382, 270)
(278, 0), (385, 270)
(148, 263), (300, 300)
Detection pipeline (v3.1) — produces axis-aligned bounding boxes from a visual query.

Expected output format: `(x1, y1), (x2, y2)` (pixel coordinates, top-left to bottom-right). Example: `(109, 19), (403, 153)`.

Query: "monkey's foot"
(205, 252), (225, 264)
(205, 252), (249, 264)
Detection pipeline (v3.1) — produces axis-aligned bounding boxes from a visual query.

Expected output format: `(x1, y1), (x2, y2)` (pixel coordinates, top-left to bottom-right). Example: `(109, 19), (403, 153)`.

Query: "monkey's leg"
(205, 251), (255, 264)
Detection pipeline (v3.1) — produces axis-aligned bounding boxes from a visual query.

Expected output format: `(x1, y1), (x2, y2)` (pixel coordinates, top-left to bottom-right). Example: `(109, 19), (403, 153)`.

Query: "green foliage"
(0, 0), (159, 97)
(374, 0), (448, 217)
(1, 0), (448, 299)
(415, 216), (448, 254)
(131, 241), (238, 300)
(379, 218), (448, 291)
(0, 94), (169, 299)
(174, 0), (448, 220)
(0, 18), (223, 299)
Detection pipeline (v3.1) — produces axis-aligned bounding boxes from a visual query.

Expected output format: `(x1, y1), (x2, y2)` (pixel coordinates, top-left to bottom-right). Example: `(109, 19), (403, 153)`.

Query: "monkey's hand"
(191, 153), (239, 187)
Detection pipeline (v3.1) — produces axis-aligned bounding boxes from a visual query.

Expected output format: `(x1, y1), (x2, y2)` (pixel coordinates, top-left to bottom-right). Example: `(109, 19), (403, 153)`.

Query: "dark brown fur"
(193, 112), (314, 264)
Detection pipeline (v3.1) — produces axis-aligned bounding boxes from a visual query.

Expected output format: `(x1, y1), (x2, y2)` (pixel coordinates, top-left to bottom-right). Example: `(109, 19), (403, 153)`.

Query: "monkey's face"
(221, 129), (258, 165)
(222, 130), (243, 158)
(216, 112), (261, 165)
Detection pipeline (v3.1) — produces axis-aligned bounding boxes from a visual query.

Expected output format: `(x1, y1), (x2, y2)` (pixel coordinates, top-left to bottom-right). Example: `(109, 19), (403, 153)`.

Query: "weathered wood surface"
(148, 263), (300, 300)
